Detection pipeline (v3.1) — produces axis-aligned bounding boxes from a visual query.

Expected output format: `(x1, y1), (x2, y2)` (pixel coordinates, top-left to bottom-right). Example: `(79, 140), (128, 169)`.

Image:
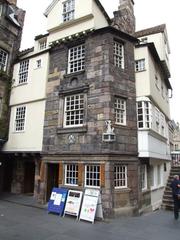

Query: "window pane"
(85, 165), (100, 187)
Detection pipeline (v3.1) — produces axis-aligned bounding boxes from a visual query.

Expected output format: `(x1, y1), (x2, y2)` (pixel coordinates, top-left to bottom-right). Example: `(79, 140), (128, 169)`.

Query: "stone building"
(3, 0), (140, 217)
(0, 0), (25, 192)
(2, 0), (173, 217)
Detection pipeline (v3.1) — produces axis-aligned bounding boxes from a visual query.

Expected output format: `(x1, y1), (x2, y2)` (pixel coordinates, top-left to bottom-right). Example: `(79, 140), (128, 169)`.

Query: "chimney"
(6, 0), (17, 5)
(112, 0), (135, 35)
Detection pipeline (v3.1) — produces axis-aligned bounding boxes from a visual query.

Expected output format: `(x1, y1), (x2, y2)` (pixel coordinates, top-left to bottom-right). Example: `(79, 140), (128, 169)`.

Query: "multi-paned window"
(150, 164), (163, 189)
(36, 59), (42, 68)
(113, 41), (124, 69)
(19, 60), (29, 84)
(0, 48), (8, 71)
(39, 40), (47, 50)
(135, 59), (145, 72)
(114, 165), (127, 188)
(65, 164), (78, 185)
(14, 106), (26, 132)
(62, 0), (75, 22)
(155, 107), (160, 133)
(85, 165), (100, 187)
(115, 97), (126, 125)
(141, 164), (147, 191)
(137, 101), (150, 129)
(68, 44), (85, 73)
(64, 94), (85, 127)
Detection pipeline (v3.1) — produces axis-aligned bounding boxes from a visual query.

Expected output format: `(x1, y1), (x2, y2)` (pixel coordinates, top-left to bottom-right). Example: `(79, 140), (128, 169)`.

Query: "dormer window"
(62, 0), (75, 22)
(39, 39), (47, 50)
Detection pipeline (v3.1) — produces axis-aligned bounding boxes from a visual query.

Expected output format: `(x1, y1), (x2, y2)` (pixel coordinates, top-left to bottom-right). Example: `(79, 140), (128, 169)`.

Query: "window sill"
(63, 70), (85, 78)
(135, 69), (146, 73)
(114, 187), (131, 192)
(151, 185), (164, 192)
(57, 125), (87, 134)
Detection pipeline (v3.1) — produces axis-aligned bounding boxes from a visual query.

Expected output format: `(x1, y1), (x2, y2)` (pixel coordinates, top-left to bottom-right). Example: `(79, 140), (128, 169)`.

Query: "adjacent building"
(0, 0), (25, 192)
(135, 24), (172, 211)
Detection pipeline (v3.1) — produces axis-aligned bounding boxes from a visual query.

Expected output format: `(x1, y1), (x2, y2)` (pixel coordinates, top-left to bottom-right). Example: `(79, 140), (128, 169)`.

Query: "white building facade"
(135, 25), (172, 211)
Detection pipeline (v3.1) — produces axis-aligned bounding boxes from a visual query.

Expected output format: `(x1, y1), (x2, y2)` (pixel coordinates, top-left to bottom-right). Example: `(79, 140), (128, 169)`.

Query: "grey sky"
(17, 0), (180, 123)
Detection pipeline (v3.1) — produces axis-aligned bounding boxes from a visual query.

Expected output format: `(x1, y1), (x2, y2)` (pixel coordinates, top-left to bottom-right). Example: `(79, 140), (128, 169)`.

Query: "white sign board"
(64, 190), (83, 219)
(54, 193), (62, 206)
(79, 189), (100, 223)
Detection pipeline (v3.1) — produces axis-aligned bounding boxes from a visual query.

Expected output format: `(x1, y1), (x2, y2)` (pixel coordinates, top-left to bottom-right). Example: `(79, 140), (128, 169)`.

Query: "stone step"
(161, 204), (173, 211)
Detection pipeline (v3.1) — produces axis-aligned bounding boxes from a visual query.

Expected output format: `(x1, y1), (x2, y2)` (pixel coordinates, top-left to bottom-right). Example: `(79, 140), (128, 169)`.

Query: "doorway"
(24, 161), (35, 194)
(46, 163), (59, 201)
(2, 160), (13, 192)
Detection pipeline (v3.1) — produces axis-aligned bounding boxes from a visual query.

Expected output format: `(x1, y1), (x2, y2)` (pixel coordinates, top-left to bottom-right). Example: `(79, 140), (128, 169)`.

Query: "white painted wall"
(138, 130), (171, 160)
(3, 100), (46, 152)
(150, 160), (171, 210)
(10, 52), (49, 105)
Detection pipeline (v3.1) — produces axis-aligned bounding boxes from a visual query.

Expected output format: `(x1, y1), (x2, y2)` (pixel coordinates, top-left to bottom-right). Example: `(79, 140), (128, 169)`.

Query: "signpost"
(79, 189), (103, 223)
(48, 188), (68, 216)
(64, 190), (83, 219)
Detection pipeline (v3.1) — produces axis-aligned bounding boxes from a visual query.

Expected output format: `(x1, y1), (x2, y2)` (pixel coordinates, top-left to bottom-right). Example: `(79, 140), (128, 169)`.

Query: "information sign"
(79, 189), (101, 223)
(48, 188), (68, 216)
(64, 190), (83, 219)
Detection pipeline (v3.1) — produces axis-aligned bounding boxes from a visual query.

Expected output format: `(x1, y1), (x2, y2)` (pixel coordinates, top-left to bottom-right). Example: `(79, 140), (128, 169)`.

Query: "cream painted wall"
(48, 18), (95, 43)
(3, 100), (46, 152)
(47, 0), (92, 31)
(135, 46), (151, 97)
(142, 32), (170, 72)
(10, 52), (49, 105)
(135, 46), (170, 118)
(46, 0), (108, 43)
(148, 51), (170, 118)
(92, 0), (109, 29)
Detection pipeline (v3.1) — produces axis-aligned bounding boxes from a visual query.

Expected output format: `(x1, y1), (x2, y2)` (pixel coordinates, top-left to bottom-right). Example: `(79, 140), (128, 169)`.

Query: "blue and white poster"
(48, 188), (68, 216)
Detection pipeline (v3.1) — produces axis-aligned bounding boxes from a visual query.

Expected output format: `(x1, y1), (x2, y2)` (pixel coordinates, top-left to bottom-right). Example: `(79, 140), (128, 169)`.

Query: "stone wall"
(43, 29), (137, 156)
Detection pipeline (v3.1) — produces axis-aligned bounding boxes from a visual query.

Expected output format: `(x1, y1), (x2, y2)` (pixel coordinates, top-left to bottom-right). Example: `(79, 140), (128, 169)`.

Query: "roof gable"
(44, 0), (111, 23)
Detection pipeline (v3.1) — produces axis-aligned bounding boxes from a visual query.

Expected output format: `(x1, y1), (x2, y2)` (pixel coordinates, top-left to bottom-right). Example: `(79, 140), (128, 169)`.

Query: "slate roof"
(135, 24), (166, 38)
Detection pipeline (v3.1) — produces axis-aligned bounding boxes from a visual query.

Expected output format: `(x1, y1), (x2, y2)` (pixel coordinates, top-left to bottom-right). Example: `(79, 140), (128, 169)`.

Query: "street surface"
(0, 200), (179, 240)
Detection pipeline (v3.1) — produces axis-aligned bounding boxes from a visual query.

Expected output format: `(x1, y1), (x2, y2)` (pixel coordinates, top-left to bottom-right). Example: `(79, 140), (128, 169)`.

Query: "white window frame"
(137, 101), (151, 129)
(115, 97), (126, 125)
(14, 106), (26, 132)
(85, 165), (100, 188)
(135, 59), (145, 72)
(65, 164), (78, 186)
(62, 0), (75, 22)
(36, 59), (42, 69)
(39, 40), (47, 50)
(64, 93), (85, 128)
(150, 164), (163, 190)
(114, 41), (124, 69)
(0, 48), (8, 71)
(141, 164), (147, 191)
(18, 60), (29, 84)
(114, 165), (127, 189)
(68, 44), (85, 74)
